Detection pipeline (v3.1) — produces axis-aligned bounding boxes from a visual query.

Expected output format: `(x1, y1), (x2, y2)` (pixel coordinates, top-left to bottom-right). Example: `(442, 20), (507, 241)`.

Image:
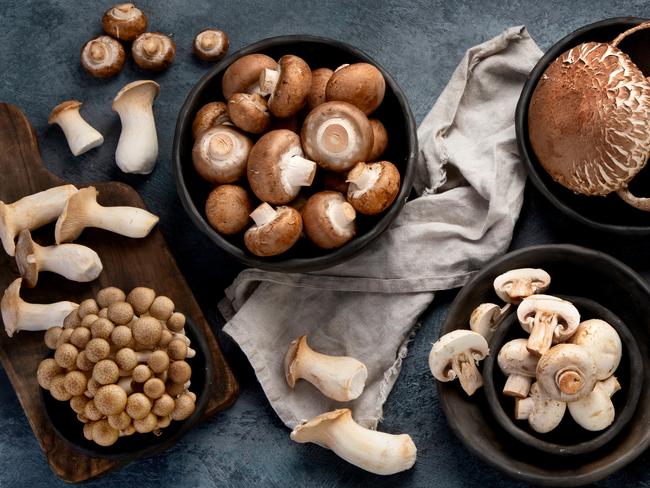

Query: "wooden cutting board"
(0, 103), (238, 482)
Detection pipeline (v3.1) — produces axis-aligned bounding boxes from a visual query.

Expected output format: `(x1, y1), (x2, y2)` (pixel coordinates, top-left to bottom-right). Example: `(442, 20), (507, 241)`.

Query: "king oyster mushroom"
(528, 21), (650, 211)
(48, 101), (104, 157)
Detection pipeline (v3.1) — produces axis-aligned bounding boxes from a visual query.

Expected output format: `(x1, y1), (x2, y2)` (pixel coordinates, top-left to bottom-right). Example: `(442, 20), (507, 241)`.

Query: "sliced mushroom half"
(493, 268), (551, 304)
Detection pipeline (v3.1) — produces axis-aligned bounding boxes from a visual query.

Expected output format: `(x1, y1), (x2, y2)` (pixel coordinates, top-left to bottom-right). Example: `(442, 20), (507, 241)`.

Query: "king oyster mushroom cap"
(15, 230), (103, 288)
(568, 375), (621, 431)
(192, 126), (252, 184)
(244, 203), (302, 257)
(326, 63), (386, 115)
(102, 3), (147, 41)
(247, 130), (317, 204)
(192, 101), (232, 139)
(0, 185), (78, 256)
(193, 29), (229, 62)
(290, 408), (417, 476)
(301, 101), (374, 172)
(258, 55), (312, 118)
(222, 54), (277, 100)
(132, 32), (176, 71)
(284, 335), (368, 402)
(112, 80), (160, 174)
(54, 186), (159, 243)
(48, 100), (104, 157)
(514, 382), (566, 434)
(497, 338), (539, 398)
(1, 278), (78, 337)
(537, 343), (598, 402)
(346, 161), (401, 215)
(301, 191), (356, 249)
(568, 319), (622, 380)
(307, 67), (334, 110)
(493, 268), (551, 304)
(528, 22), (650, 210)
(469, 302), (512, 343)
(429, 329), (489, 396)
(228, 93), (271, 134)
(517, 294), (580, 356)
(80, 36), (125, 78)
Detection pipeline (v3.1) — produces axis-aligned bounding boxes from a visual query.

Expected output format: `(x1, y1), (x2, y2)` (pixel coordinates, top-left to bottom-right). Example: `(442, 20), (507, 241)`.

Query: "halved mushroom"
(515, 382), (566, 434)
(132, 32), (176, 71)
(469, 303), (511, 343)
(192, 126), (252, 184)
(49, 101), (104, 157)
(102, 3), (147, 41)
(258, 55), (312, 118)
(517, 295), (580, 356)
(244, 203), (302, 257)
(80, 36), (125, 78)
(301, 191), (356, 249)
(346, 161), (400, 215)
(367, 119), (388, 160)
(497, 338), (539, 398)
(307, 68), (334, 110)
(493, 268), (551, 304)
(568, 375), (620, 431)
(568, 319), (622, 381)
(193, 29), (229, 62)
(429, 329), (489, 396)
(537, 343), (598, 402)
(205, 185), (253, 235)
(247, 130), (316, 204)
(326, 63), (386, 115)
(301, 101), (374, 172)
(222, 54), (276, 100)
(192, 102), (231, 139)
(228, 93), (271, 134)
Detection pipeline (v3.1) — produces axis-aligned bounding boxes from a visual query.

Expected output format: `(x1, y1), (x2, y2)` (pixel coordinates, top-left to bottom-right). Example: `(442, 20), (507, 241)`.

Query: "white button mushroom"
(192, 126), (252, 184)
(514, 382), (566, 434)
(497, 338), (539, 398)
(290, 409), (417, 476)
(568, 319), (622, 380)
(493, 268), (551, 304)
(301, 191), (356, 249)
(258, 55), (312, 118)
(112, 80), (160, 175)
(469, 302), (512, 343)
(244, 203), (302, 257)
(517, 294), (580, 356)
(222, 54), (277, 100)
(284, 335), (368, 402)
(536, 343), (598, 402)
(48, 101), (104, 157)
(567, 375), (621, 431)
(429, 329), (489, 396)
(346, 161), (401, 215)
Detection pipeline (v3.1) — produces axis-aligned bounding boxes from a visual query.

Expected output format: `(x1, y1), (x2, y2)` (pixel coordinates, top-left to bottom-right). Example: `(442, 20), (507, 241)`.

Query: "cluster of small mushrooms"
(429, 268), (624, 434)
(192, 53), (401, 256)
(284, 336), (416, 475)
(37, 287), (196, 446)
(529, 22), (650, 211)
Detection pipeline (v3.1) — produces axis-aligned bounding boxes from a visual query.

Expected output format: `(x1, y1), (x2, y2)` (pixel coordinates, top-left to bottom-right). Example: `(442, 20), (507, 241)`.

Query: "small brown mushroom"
(76, 351), (94, 372)
(55, 343), (78, 369)
(93, 419), (120, 446)
(326, 63), (386, 115)
(146, 350), (170, 374)
(222, 54), (276, 100)
(64, 371), (88, 397)
(368, 119), (388, 160)
(258, 55), (312, 118)
(346, 161), (400, 215)
(80, 36), (125, 78)
(131, 316), (162, 346)
(192, 102), (231, 140)
(37, 358), (62, 390)
(111, 325), (133, 347)
(168, 338), (189, 360)
(93, 359), (120, 385)
(192, 126), (252, 184)
(85, 338), (111, 363)
(108, 411), (131, 430)
(166, 380), (189, 397)
(169, 361), (192, 384)
(97, 287), (126, 308)
(302, 191), (356, 249)
(152, 394), (175, 416)
(134, 412), (158, 433)
(78, 299), (100, 318)
(107, 301), (134, 325)
(126, 392), (152, 420)
(70, 395), (90, 414)
(91, 318), (114, 340)
(149, 296), (175, 321)
(94, 384), (128, 416)
(102, 3), (147, 41)
(166, 312), (185, 333)
(144, 378), (166, 399)
(307, 68), (334, 111)
(50, 375), (72, 401)
(205, 185), (253, 235)
(132, 364), (153, 383)
(132, 32), (176, 71)
(244, 203), (302, 257)
(126, 287), (156, 315)
(171, 393), (196, 421)
(44, 327), (63, 350)
(193, 29), (229, 62)
(80, 314), (99, 328)
(63, 310), (81, 329)
(116, 348), (138, 372)
(70, 326), (92, 348)
(228, 93), (271, 134)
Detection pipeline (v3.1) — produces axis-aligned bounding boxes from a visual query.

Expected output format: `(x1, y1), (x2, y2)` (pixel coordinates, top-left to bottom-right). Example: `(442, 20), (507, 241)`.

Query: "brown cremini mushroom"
(302, 191), (356, 249)
(346, 161), (400, 215)
(368, 119), (388, 160)
(193, 29), (229, 62)
(326, 63), (386, 115)
(102, 3), (147, 41)
(192, 126), (252, 184)
(222, 54), (276, 100)
(244, 203), (302, 257)
(80, 36), (125, 78)
(228, 93), (271, 134)
(205, 185), (253, 235)
(258, 55), (312, 118)
(307, 68), (334, 111)
(132, 32), (176, 71)
(192, 102), (231, 140)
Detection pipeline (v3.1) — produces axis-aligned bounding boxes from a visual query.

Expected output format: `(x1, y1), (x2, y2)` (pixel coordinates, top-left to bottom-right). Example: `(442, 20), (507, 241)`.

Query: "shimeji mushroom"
(284, 335), (368, 402)
(102, 3), (147, 41)
(192, 126), (252, 184)
(307, 68), (334, 111)
(367, 119), (388, 160)
(290, 409), (416, 475)
(326, 63), (386, 115)
(301, 192), (356, 249)
(93, 359), (120, 385)
(301, 101), (374, 172)
(192, 101), (231, 140)
(149, 296), (174, 321)
(244, 203), (302, 256)
(497, 338), (539, 398)
(112, 80), (160, 174)
(247, 130), (317, 205)
(514, 382), (566, 434)
(222, 54), (277, 100)
(107, 301), (134, 325)
(94, 384), (128, 416)
(171, 393), (196, 421)
(469, 303), (512, 343)
(228, 93), (271, 134)
(429, 330), (489, 396)
(166, 311), (185, 332)
(15, 230), (103, 287)
(258, 55), (312, 118)
(205, 185), (253, 235)
(346, 161), (400, 215)
(85, 338), (111, 363)
(568, 375), (621, 431)
(493, 268), (551, 304)
(48, 101), (104, 156)
(132, 33), (176, 71)
(568, 319), (622, 380)
(517, 295), (580, 356)
(37, 358), (63, 389)
(537, 343), (598, 402)
(1, 278), (78, 337)
(126, 392), (152, 420)
(80, 36), (125, 78)
(0, 185), (78, 256)
(126, 287), (156, 315)
(193, 29), (229, 62)
(97, 287), (126, 308)
(54, 186), (159, 243)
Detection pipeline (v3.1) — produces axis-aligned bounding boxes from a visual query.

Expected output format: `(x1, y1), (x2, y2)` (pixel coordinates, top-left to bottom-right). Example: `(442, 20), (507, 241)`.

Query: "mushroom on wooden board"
(80, 36), (125, 78)
(568, 319), (622, 381)
(536, 343), (598, 402)
(102, 3), (147, 41)
(244, 203), (302, 257)
(498, 338), (539, 398)
(222, 54), (276, 100)
(258, 55), (312, 118)
(193, 29), (229, 62)
(192, 126), (252, 184)
(568, 375), (620, 431)
(132, 33), (176, 71)
(326, 63), (386, 115)
(301, 191), (356, 249)
(515, 382), (566, 434)
(346, 161), (400, 215)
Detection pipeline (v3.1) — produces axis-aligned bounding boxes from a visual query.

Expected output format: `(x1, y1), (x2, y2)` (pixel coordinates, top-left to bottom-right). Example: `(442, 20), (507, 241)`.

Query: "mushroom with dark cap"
(244, 203), (302, 257)
(301, 191), (356, 249)
(222, 54), (276, 100)
(193, 29), (229, 62)
(228, 93), (271, 134)
(192, 126), (252, 184)
(205, 185), (253, 235)
(346, 161), (400, 215)
(80, 36), (125, 78)
(132, 33), (176, 71)
(368, 119), (388, 160)
(102, 3), (147, 41)
(326, 63), (386, 115)
(192, 102), (231, 140)
(258, 55), (312, 118)
(307, 68), (334, 111)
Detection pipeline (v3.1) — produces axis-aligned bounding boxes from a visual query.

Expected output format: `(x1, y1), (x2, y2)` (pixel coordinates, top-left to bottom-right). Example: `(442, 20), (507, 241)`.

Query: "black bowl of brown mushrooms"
(516, 17), (650, 235)
(173, 35), (417, 272)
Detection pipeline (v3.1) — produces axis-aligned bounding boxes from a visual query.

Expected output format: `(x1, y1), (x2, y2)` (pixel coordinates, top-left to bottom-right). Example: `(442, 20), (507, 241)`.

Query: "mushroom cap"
(14, 230), (40, 287)
(346, 161), (400, 215)
(48, 100), (82, 125)
(63, 310), (81, 329)
(94, 384), (128, 416)
(144, 377), (166, 399)
(64, 371), (87, 396)
(85, 338), (111, 363)
(54, 186), (98, 244)
(1, 278), (23, 337)
(149, 296), (174, 321)
(168, 338), (188, 360)
(112, 80), (160, 112)
(168, 360), (192, 384)
(569, 319), (622, 380)
(132, 364), (153, 383)
(107, 301), (134, 325)
(537, 343), (598, 402)
(116, 347), (138, 371)
(134, 412), (158, 433)
(193, 29), (229, 62)
(96, 287), (126, 308)
(567, 376), (620, 431)
(493, 268), (551, 303)
(110, 325), (132, 347)
(132, 32), (176, 71)
(37, 358), (62, 390)
(166, 312), (185, 332)
(222, 54), (276, 100)
(307, 68), (334, 111)
(93, 359), (120, 385)
(171, 393), (196, 421)
(102, 3), (147, 41)
(78, 299), (100, 318)
(290, 408), (350, 442)
(205, 184), (253, 235)
(529, 42), (650, 196)
(152, 394), (175, 416)
(192, 126), (252, 184)
(126, 392), (152, 420)
(108, 411), (132, 430)
(428, 329), (489, 382)
(301, 191), (356, 249)
(497, 338), (539, 376)
(326, 63), (386, 115)
(244, 205), (302, 257)
(55, 343), (78, 369)
(71, 326), (92, 348)
(228, 93), (271, 134)
(90, 318), (113, 340)
(44, 327), (64, 350)
(284, 335), (307, 387)
(49, 375), (72, 401)
(266, 55), (312, 118)
(80, 36), (125, 78)
(517, 294), (581, 341)
(92, 419), (120, 446)
(126, 287), (156, 315)
(147, 350), (170, 374)
(192, 102), (231, 140)
(132, 316), (162, 346)
(368, 119), (388, 161)
(301, 101), (374, 172)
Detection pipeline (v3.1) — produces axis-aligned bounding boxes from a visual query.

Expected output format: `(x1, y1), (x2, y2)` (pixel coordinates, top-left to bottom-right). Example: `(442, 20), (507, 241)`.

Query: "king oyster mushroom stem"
(493, 268), (551, 304)
(568, 319), (622, 381)
(55, 186), (159, 243)
(284, 335), (368, 402)
(0, 185), (78, 256)
(469, 302), (512, 343)
(290, 409), (416, 475)
(517, 294), (580, 356)
(497, 338), (539, 398)
(1, 278), (78, 337)
(429, 330), (488, 396)
(568, 375), (621, 431)
(48, 101), (104, 156)
(514, 382), (566, 434)
(112, 80), (160, 174)
(536, 343), (598, 402)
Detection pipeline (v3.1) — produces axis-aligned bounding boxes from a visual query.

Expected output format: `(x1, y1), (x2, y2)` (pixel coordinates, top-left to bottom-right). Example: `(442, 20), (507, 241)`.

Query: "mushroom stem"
(327, 201), (356, 234)
(347, 163), (381, 197)
(50, 104), (104, 156)
(249, 202), (277, 228)
(281, 154), (317, 189)
(450, 352), (484, 396)
(469, 303), (512, 343)
(526, 312), (558, 356)
(317, 118), (356, 155)
(504, 374), (533, 398)
(616, 188), (650, 212)
(258, 68), (280, 96)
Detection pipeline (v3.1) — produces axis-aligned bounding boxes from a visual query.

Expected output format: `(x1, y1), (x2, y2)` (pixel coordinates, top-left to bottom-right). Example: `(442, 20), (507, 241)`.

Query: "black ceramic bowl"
(483, 296), (642, 456)
(516, 17), (650, 234)
(41, 317), (212, 461)
(438, 244), (650, 486)
(173, 35), (417, 272)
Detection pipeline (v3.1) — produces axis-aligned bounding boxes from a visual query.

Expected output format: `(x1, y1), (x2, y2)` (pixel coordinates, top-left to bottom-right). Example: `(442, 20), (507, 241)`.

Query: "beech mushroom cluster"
(191, 53), (401, 257)
(38, 287), (197, 446)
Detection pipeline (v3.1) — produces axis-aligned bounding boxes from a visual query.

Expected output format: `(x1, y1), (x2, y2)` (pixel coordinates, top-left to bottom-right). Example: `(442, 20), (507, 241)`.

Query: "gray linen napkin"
(219, 26), (543, 429)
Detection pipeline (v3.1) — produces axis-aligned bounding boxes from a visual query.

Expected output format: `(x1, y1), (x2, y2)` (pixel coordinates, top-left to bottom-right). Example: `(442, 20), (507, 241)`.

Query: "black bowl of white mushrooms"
(516, 17), (650, 235)
(435, 244), (650, 486)
(173, 35), (417, 272)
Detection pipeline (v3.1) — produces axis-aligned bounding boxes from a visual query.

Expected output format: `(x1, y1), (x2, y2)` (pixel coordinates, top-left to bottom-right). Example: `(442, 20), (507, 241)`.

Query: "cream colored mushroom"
(514, 382), (566, 434)
(48, 101), (104, 156)
(55, 186), (159, 243)
(536, 343), (598, 402)
(497, 338), (539, 398)
(569, 319), (622, 380)
(568, 375), (620, 431)
(469, 303), (512, 343)
(517, 295), (580, 356)
(493, 268), (551, 304)
(290, 409), (416, 475)
(284, 335), (367, 402)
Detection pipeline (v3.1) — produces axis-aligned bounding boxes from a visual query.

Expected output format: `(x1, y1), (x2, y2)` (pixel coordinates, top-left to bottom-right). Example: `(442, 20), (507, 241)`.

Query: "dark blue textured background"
(1, 1), (649, 486)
